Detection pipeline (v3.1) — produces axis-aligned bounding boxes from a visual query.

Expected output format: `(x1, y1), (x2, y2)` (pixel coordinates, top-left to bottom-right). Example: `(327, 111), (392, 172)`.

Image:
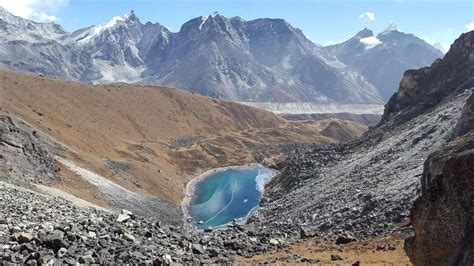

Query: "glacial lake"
(187, 164), (274, 230)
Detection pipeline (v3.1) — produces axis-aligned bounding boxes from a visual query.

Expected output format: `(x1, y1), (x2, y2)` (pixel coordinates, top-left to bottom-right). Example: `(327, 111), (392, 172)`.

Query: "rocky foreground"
(0, 181), (289, 264)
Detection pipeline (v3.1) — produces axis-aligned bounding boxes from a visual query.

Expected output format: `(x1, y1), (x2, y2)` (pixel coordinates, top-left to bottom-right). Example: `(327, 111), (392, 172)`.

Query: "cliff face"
(405, 91), (474, 265)
(406, 133), (474, 265)
(381, 31), (474, 127)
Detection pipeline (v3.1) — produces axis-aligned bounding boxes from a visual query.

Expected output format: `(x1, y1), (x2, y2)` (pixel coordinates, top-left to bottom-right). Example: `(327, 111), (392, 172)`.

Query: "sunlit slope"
(0, 69), (366, 203)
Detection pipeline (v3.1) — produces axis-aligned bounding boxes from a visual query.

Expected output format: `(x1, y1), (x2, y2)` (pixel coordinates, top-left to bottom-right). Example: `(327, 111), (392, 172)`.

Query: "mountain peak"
(354, 28), (374, 39)
(124, 10), (137, 19)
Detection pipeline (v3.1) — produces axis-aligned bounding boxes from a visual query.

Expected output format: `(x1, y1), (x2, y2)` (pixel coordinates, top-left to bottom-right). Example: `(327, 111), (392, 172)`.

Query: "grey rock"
(116, 214), (130, 223)
(14, 232), (33, 243)
(331, 254), (344, 261)
(122, 232), (135, 242)
(192, 244), (205, 255)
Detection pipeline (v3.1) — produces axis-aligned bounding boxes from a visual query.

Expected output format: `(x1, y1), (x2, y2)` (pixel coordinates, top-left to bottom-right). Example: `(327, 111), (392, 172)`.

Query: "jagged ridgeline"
(0, 7), (441, 103)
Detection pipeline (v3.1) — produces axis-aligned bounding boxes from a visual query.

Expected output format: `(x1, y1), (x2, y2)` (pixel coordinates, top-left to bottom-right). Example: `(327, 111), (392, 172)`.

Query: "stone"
(192, 244), (204, 255)
(162, 254), (173, 265)
(20, 243), (35, 253)
(269, 238), (280, 245)
(331, 254), (344, 261)
(300, 226), (318, 238)
(301, 257), (320, 263)
(116, 214), (130, 223)
(208, 248), (220, 258)
(14, 232), (33, 243)
(44, 231), (69, 251)
(122, 232), (135, 242)
(335, 232), (356, 245)
(57, 247), (68, 258)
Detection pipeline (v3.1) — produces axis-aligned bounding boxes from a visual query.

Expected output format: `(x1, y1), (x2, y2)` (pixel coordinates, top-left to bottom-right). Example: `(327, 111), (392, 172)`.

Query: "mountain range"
(0, 7), (442, 103)
(321, 24), (444, 100)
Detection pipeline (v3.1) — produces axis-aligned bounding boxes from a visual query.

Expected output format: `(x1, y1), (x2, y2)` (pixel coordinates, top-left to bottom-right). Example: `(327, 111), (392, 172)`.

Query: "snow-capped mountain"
(322, 24), (444, 100)
(0, 9), (440, 103)
(0, 8), (383, 103)
(0, 6), (66, 42)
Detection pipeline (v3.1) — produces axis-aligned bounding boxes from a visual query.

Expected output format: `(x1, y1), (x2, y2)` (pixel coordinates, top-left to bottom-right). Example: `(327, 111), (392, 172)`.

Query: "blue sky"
(1, 0), (473, 50)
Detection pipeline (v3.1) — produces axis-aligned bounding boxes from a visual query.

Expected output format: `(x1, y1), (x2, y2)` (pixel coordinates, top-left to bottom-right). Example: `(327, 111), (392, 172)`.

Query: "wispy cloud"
(359, 11), (375, 21)
(0, 0), (68, 22)
(466, 22), (474, 32)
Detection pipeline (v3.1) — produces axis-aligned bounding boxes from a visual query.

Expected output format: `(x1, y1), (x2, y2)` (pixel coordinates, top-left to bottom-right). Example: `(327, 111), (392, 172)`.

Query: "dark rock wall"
(406, 132), (474, 265)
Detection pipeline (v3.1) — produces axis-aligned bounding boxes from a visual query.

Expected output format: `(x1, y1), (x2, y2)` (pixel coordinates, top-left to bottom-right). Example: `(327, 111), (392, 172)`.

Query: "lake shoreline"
(181, 164), (278, 231)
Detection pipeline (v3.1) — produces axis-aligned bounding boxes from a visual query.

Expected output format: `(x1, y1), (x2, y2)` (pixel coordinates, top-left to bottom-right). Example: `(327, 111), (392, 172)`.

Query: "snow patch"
(199, 16), (209, 30)
(75, 12), (134, 44)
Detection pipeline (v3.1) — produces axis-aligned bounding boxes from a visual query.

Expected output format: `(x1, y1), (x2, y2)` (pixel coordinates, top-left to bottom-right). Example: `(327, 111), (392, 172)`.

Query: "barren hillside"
(0, 69), (366, 204)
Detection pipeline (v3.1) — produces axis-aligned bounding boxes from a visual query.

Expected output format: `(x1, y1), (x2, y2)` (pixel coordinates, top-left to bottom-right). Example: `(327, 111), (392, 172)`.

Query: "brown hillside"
(0, 69), (367, 203)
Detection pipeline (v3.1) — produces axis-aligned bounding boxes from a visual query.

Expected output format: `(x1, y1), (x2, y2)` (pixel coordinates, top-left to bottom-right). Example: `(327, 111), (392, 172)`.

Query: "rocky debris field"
(258, 91), (470, 238)
(0, 113), (61, 188)
(0, 181), (302, 264)
(259, 31), (474, 248)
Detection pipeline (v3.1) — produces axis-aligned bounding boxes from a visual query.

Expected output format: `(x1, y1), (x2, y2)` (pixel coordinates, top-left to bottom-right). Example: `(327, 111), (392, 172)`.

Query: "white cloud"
(360, 36), (382, 48)
(466, 22), (474, 32)
(359, 11), (375, 21)
(0, 0), (68, 22)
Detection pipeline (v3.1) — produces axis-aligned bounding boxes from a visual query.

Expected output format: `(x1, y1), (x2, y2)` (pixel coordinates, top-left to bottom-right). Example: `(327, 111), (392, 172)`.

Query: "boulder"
(116, 214), (130, 223)
(331, 254), (344, 261)
(335, 232), (356, 245)
(405, 133), (474, 265)
(14, 232), (33, 243)
(122, 232), (135, 242)
(300, 226), (318, 238)
(192, 244), (204, 255)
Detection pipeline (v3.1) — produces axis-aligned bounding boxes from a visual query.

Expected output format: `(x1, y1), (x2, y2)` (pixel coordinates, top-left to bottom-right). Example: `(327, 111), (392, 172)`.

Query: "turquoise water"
(188, 164), (273, 229)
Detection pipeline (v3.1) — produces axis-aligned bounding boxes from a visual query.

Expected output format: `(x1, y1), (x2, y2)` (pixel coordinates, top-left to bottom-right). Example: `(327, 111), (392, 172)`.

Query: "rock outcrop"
(381, 31), (474, 127)
(405, 93), (474, 265)
(0, 111), (61, 186)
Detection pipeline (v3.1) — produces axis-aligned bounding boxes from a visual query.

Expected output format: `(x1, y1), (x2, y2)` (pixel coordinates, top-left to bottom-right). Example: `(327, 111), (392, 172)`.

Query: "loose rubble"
(0, 182), (292, 264)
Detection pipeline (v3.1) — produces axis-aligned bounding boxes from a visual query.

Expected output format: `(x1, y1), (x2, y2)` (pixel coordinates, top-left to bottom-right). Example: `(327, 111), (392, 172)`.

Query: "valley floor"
(241, 234), (412, 265)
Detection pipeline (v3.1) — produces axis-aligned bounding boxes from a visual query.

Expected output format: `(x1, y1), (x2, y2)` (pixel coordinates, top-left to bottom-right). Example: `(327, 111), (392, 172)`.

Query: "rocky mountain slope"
(405, 89), (474, 264)
(322, 25), (443, 100)
(1, 7), (440, 104)
(258, 31), (473, 241)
